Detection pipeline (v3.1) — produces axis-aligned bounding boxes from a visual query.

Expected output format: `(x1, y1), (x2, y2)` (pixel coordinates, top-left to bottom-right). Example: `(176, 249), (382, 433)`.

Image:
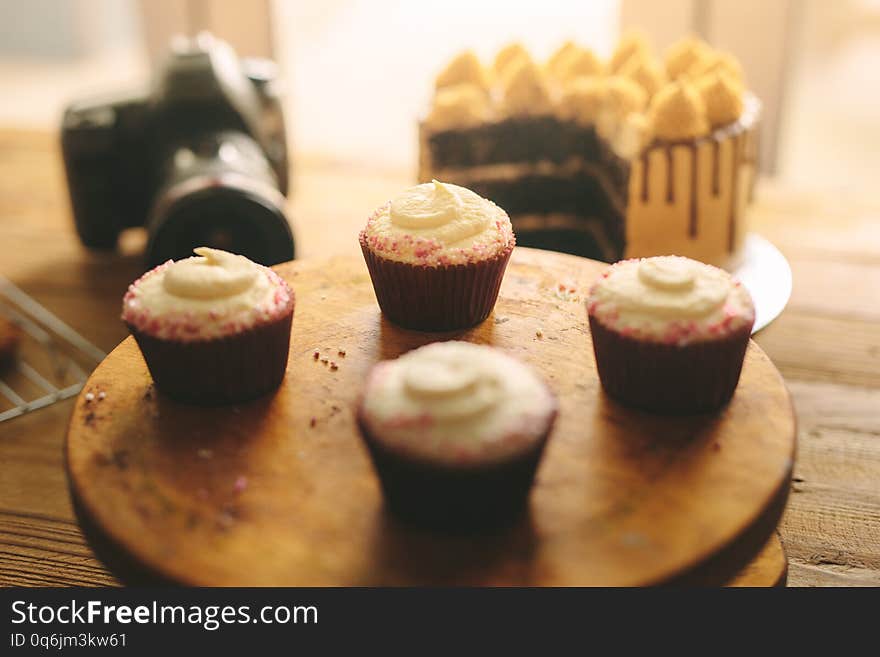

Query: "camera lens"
(145, 181), (294, 268)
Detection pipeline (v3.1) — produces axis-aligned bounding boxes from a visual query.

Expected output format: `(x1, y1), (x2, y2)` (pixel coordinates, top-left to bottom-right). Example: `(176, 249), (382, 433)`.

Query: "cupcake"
(359, 180), (515, 331)
(122, 247), (294, 405)
(587, 255), (754, 414)
(356, 341), (557, 531)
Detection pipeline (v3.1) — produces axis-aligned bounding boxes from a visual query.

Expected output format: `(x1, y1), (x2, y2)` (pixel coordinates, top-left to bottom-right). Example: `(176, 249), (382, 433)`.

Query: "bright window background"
(0, 0), (878, 193)
(274, 0), (620, 169)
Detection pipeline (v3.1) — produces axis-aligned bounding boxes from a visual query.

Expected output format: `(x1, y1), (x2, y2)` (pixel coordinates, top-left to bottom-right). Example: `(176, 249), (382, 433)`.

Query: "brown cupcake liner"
(588, 315), (751, 414)
(359, 234), (514, 331)
(356, 409), (556, 533)
(128, 299), (294, 406)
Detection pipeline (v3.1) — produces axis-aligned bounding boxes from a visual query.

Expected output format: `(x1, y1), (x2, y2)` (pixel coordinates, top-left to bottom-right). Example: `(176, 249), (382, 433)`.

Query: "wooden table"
(0, 130), (878, 586)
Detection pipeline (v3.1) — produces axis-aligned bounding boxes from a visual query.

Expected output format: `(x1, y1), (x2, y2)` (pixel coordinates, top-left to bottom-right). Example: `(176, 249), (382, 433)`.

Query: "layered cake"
(418, 33), (760, 269)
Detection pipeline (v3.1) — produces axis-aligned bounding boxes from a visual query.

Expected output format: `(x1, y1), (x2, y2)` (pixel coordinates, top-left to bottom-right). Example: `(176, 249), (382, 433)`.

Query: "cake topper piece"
(619, 56), (666, 98)
(596, 76), (648, 140)
(609, 29), (652, 73)
(494, 42), (532, 80)
(436, 50), (490, 92)
(546, 40), (580, 77)
(558, 77), (607, 124)
(665, 35), (712, 79)
(648, 80), (710, 140)
(556, 47), (604, 83)
(502, 59), (552, 116)
(697, 71), (744, 128)
(426, 84), (492, 129)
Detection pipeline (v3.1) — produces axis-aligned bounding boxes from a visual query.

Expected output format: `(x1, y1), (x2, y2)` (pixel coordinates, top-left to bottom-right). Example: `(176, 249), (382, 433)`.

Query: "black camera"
(61, 33), (294, 268)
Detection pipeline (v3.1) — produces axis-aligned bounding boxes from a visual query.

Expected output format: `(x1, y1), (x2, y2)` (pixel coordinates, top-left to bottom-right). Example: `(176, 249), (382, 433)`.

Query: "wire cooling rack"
(0, 275), (105, 422)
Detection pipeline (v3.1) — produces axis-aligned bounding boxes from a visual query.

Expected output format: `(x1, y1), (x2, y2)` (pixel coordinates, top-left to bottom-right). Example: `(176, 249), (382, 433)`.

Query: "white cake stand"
(733, 234), (793, 333)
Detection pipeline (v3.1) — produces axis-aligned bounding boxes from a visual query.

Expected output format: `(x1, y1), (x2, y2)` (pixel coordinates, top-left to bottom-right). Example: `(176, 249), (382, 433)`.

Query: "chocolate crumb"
(112, 450), (129, 469)
(338, 349), (346, 357)
(84, 412), (95, 425)
(535, 328), (544, 338)
(313, 350), (320, 360)
(310, 417), (317, 428)
(320, 358), (329, 365)
(330, 362), (338, 371)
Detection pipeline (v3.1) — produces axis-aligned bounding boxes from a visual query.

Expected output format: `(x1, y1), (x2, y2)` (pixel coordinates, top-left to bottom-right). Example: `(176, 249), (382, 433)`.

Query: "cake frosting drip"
(587, 256), (755, 344)
(426, 84), (492, 129)
(362, 180), (514, 266)
(122, 248), (292, 341)
(436, 50), (490, 92)
(502, 60), (552, 116)
(648, 80), (709, 140)
(360, 341), (556, 463)
(697, 72), (744, 128)
(558, 77), (606, 125)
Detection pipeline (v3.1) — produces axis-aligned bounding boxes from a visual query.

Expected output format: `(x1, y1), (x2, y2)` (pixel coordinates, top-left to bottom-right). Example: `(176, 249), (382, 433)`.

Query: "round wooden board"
(66, 247), (796, 586)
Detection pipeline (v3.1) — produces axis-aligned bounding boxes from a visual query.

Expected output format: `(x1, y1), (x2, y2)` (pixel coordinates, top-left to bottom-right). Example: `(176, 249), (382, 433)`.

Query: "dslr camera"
(61, 33), (294, 267)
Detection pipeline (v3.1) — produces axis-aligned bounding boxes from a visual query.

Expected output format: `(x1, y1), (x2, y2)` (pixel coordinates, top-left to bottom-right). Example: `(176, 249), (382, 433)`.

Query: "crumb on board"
(320, 358), (329, 365)
(310, 417), (317, 428)
(338, 349), (346, 357)
(535, 328), (544, 338)
(313, 350), (320, 360)
(494, 316), (509, 325)
(330, 362), (338, 371)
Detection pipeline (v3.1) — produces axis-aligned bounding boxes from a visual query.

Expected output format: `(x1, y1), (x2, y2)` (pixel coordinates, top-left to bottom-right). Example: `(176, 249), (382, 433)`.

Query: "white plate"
(733, 233), (792, 334)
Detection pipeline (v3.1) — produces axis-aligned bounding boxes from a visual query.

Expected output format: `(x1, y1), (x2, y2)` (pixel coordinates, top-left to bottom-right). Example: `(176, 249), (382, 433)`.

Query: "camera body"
(61, 33), (294, 267)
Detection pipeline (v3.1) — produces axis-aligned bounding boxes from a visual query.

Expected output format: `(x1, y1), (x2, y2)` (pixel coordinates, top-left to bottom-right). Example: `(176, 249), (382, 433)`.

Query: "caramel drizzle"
(711, 138), (721, 196)
(728, 134), (742, 252)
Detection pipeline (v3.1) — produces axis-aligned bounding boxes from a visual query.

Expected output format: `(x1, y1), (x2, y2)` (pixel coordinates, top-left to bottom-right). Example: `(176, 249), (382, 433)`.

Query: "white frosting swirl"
(361, 181), (514, 266)
(122, 247), (291, 341)
(360, 342), (556, 463)
(390, 179), (465, 230)
(588, 256), (754, 344)
(163, 248), (258, 299)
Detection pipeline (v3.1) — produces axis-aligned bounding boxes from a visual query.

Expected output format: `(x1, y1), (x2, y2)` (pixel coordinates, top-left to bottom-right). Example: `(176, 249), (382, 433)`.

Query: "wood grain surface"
(1, 129), (878, 586)
(65, 248), (795, 586)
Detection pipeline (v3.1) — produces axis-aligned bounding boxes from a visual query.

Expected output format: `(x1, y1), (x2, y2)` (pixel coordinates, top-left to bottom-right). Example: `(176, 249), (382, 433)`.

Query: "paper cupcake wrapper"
(359, 235), (514, 331)
(589, 315), (751, 414)
(356, 410), (555, 532)
(128, 301), (294, 406)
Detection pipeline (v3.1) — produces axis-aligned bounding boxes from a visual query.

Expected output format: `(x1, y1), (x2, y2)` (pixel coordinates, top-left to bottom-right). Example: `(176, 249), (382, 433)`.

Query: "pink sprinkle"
(233, 476), (248, 493)
(98, 391), (106, 401)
